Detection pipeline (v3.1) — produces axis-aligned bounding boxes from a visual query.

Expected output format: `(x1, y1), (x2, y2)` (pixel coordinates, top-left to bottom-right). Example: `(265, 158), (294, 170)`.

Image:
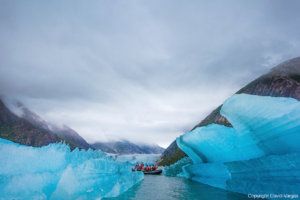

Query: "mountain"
(16, 102), (50, 130)
(0, 99), (61, 147)
(0, 99), (163, 153)
(158, 56), (300, 166)
(50, 125), (92, 150)
(137, 143), (165, 154)
(156, 140), (186, 166)
(92, 140), (165, 154)
(0, 100), (92, 150)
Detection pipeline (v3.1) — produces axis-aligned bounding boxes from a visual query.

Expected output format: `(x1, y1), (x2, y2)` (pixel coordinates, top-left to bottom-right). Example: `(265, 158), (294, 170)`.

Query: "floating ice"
(164, 157), (192, 177)
(177, 94), (300, 194)
(114, 154), (161, 165)
(181, 152), (300, 194)
(177, 124), (264, 163)
(0, 139), (143, 200)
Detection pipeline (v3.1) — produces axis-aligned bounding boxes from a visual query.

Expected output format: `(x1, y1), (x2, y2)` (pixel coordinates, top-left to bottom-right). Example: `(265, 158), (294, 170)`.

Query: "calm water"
(105, 175), (248, 200)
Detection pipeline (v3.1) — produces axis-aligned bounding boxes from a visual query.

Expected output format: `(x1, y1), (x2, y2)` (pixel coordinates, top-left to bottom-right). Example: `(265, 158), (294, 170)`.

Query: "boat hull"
(143, 169), (163, 175)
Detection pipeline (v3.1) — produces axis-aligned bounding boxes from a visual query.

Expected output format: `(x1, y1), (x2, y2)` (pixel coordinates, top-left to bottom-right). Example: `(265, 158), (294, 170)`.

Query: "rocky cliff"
(0, 100), (61, 147)
(0, 100), (92, 150)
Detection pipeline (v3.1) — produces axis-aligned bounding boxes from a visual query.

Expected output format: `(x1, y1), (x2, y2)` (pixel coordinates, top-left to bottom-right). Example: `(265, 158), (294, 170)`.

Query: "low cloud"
(1, 0), (300, 147)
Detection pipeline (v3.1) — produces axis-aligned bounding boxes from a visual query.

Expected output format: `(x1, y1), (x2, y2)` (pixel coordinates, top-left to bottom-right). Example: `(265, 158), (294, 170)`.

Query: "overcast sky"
(1, 0), (300, 147)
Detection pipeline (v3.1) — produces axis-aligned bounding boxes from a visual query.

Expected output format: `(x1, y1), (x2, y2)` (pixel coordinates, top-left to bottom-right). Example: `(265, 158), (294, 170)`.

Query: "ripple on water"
(105, 175), (248, 200)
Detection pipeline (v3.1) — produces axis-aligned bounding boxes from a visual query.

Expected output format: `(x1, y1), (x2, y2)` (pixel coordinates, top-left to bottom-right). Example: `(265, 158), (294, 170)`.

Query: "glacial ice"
(0, 139), (143, 200)
(177, 94), (300, 194)
(164, 157), (192, 177)
(114, 153), (161, 165)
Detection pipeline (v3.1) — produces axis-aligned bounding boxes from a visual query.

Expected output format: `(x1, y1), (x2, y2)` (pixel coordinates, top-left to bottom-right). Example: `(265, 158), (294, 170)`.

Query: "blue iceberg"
(0, 139), (143, 199)
(164, 157), (192, 177)
(177, 94), (300, 195)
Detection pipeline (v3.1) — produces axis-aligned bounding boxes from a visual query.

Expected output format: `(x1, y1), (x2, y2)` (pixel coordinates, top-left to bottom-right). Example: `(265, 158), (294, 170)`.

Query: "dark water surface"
(106, 175), (248, 200)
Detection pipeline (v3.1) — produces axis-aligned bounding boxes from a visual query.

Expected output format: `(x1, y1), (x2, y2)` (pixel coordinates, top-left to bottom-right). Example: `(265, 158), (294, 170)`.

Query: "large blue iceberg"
(0, 139), (143, 199)
(177, 94), (300, 195)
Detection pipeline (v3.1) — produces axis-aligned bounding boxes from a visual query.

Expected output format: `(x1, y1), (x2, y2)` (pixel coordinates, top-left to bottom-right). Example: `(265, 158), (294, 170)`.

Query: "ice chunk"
(225, 152), (300, 195)
(221, 94), (300, 155)
(177, 94), (300, 194)
(0, 139), (143, 199)
(178, 94), (300, 163)
(177, 124), (264, 163)
(181, 153), (300, 194)
(164, 157), (192, 177)
(182, 162), (230, 189)
(114, 154), (161, 165)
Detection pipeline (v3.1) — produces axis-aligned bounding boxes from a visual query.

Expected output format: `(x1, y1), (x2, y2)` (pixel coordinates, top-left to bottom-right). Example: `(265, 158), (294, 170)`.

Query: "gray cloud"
(1, 0), (300, 147)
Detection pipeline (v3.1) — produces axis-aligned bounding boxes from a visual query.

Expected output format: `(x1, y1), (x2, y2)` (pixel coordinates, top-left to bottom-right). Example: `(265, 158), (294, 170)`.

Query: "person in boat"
(135, 162), (139, 169)
(136, 162), (142, 171)
(145, 165), (149, 171)
(152, 164), (158, 171)
(141, 162), (145, 171)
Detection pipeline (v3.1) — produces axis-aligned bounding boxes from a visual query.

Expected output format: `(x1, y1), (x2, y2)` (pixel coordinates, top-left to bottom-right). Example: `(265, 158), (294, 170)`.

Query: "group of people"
(134, 162), (158, 171)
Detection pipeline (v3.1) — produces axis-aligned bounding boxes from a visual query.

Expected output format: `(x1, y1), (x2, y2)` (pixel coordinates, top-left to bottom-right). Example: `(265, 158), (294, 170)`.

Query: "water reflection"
(105, 175), (248, 200)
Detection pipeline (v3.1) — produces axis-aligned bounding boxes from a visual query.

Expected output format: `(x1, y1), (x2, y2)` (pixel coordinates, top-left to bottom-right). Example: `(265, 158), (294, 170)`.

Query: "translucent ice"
(221, 94), (300, 156)
(177, 124), (264, 163)
(177, 94), (300, 194)
(0, 139), (143, 200)
(114, 154), (161, 165)
(164, 157), (192, 177)
(181, 153), (300, 194)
